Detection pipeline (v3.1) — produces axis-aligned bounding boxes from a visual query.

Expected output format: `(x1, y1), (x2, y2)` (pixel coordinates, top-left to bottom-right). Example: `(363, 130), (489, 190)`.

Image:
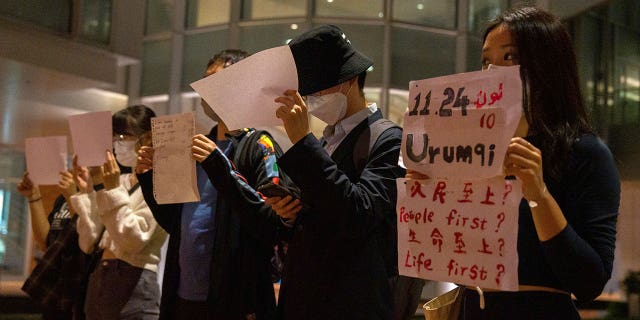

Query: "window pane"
(0, 0), (71, 33)
(315, 0), (384, 19)
(79, 0), (112, 44)
(186, 0), (230, 28)
(393, 0), (456, 29)
(466, 36), (483, 72)
(238, 23), (302, 54)
(182, 30), (230, 91)
(141, 39), (172, 96)
(146, 0), (172, 34)
(468, 0), (506, 35)
(0, 148), (28, 278)
(242, 0), (305, 20)
(391, 27), (456, 89)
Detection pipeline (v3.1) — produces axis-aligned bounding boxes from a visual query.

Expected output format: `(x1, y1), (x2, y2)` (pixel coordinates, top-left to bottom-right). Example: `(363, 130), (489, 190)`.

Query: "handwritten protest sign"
(398, 66), (524, 290)
(25, 136), (67, 185)
(151, 113), (200, 204)
(397, 177), (522, 291)
(402, 66), (522, 179)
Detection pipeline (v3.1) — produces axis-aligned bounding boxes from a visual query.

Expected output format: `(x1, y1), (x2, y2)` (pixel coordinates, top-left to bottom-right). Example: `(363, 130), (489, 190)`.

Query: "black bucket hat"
(289, 24), (373, 96)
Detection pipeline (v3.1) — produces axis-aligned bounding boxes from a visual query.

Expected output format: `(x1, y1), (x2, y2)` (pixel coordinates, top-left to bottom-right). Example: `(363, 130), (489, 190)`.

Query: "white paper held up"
(25, 136), (68, 185)
(402, 66), (522, 179)
(151, 112), (200, 204)
(68, 111), (112, 166)
(190, 45), (298, 130)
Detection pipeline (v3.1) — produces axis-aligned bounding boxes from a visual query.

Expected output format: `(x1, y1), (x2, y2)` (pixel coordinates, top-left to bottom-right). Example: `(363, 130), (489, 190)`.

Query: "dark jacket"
(138, 127), (286, 320)
(276, 110), (404, 320)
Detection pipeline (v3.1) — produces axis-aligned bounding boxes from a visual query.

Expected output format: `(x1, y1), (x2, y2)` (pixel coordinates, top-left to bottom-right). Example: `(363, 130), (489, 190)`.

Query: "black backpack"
(352, 118), (401, 277)
(233, 129), (291, 283)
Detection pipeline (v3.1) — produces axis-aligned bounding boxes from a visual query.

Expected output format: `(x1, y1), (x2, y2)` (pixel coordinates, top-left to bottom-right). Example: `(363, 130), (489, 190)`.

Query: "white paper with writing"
(151, 113), (200, 204)
(402, 66), (522, 179)
(68, 111), (112, 166)
(190, 45), (298, 130)
(25, 136), (68, 185)
(397, 177), (521, 291)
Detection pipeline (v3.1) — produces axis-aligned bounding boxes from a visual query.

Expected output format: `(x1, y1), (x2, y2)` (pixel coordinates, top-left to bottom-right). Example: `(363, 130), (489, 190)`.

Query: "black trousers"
(459, 289), (580, 320)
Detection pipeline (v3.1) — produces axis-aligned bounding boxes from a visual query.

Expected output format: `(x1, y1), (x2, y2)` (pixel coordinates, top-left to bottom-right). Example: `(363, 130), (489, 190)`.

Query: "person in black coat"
(269, 25), (405, 320)
(136, 49), (289, 320)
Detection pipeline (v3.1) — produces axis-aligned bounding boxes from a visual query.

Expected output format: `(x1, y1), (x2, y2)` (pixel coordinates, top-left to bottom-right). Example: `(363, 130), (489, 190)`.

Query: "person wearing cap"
(268, 24), (404, 319)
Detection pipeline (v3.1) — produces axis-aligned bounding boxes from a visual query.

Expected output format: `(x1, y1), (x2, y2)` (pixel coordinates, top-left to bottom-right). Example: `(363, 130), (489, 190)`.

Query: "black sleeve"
(278, 128), (404, 238)
(137, 170), (182, 235)
(540, 136), (620, 301)
(199, 134), (283, 247)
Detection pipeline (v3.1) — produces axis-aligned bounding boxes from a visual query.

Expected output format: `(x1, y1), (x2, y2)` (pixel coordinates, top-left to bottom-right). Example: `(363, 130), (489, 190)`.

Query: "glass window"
(390, 27), (456, 89)
(0, 148), (28, 278)
(182, 30), (230, 91)
(0, 0), (71, 33)
(466, 37), (483, 72)
(238, 23), (302, 54)
(79, 0), (112, 44)
(242, 0), (306, 20)
(608, 0), (640, 33)
(388, 89), (409, 127)
(315, 0), (384, 19)
(145, 0), (173, 35)
(468, 0), (507, 35)
(186, 0), (230, 28)
(141, 39), (172, 96)
(393, 0), (456, 29)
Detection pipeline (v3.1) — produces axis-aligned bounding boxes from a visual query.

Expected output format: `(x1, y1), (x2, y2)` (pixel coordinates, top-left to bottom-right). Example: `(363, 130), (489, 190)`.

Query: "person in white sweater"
(71, 105), (167, 320)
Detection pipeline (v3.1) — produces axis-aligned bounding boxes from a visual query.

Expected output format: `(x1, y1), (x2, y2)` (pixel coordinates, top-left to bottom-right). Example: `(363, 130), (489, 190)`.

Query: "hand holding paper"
(274, 90), (310, 144)
(191, 134), (217, 163)
(135, 146), (154, 175)
(58, 170), (77, 199)
(17, 172), (40, 200)
(102, 151), (121, 190)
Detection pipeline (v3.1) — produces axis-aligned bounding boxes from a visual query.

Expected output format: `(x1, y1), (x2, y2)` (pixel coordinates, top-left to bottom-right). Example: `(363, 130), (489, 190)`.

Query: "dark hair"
(483, 6), (592, 179)
(112, 105), (156, 137)
(207, 49), (249, 69)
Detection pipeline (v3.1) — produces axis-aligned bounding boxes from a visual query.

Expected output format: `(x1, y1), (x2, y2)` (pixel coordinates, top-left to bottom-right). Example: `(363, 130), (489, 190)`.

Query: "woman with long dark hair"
(461, 6), (620, 319)
(409, 6), (620, 319)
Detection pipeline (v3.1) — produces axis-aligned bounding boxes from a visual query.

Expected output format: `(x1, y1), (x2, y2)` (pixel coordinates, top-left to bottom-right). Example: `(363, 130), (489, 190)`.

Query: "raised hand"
(102, 150), (121, 190)
(503, 137), (546, 202)
(72, 155), (92, 193)
(58, 170), (77, 199)
(275, 89), (310, 144)
(136, 146), (154, 174)
(192, 134), (217, 163)
(17, 172), (40, 200)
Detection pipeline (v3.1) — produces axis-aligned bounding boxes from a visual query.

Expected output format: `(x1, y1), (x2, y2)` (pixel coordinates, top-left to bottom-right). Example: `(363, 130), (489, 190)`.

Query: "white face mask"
(305, 83), (351, 125)
(113, 140), (138, 168)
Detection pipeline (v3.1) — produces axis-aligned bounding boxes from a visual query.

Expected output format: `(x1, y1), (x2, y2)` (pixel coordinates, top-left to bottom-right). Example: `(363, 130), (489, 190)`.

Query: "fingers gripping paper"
(151, 113), (200, 204)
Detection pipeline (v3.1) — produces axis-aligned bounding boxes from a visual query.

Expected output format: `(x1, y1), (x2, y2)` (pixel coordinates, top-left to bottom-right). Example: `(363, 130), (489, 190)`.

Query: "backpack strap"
(353, 118), (400, 175)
